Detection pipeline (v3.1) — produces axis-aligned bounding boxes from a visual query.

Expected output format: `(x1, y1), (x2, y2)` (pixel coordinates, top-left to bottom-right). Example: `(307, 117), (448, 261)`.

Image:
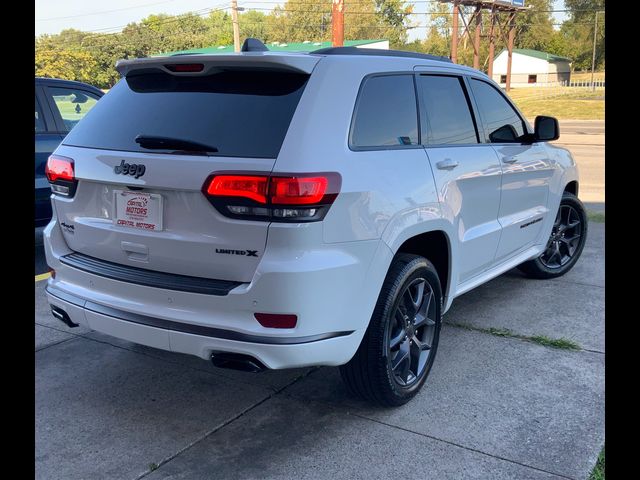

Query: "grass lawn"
(571, 71), (605, 82)
(589, 446), (605, 480)
(507, 87), (604, 120)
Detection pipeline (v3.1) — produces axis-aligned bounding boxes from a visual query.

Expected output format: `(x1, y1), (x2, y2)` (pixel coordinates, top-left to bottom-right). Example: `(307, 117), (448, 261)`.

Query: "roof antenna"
(241, 38), (268, 52)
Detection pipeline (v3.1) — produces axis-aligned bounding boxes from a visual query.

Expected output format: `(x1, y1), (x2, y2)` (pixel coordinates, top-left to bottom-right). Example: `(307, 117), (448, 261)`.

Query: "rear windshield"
(62, 69), (309, 158)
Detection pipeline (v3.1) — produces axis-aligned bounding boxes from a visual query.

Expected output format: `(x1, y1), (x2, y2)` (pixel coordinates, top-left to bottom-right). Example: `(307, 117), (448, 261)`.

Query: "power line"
(36, 0), (180, 22)
(51, 5), (230, 34)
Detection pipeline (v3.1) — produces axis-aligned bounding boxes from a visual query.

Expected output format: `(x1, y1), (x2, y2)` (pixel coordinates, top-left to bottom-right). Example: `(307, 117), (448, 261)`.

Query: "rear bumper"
(46, 285), (357, 369)
(43, 218), (394, 369)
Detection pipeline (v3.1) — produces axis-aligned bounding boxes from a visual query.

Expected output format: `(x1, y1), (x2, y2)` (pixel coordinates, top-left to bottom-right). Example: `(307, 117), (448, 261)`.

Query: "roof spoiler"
(115, 53), (319, 77)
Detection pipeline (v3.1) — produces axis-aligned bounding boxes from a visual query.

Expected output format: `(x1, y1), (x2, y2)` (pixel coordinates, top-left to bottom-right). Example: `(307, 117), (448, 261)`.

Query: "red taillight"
(45, 155), (75, 182)
(254, 313), (298, 329)
(204, 172), (341, 222)
(206, 175), (269, 204)
(165, 63), (204, 72)
(270, 176), (328, 205)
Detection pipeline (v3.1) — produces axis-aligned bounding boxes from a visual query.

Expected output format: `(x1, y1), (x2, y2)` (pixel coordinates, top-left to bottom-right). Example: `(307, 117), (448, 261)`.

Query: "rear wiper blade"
(135, 135), (219, 154)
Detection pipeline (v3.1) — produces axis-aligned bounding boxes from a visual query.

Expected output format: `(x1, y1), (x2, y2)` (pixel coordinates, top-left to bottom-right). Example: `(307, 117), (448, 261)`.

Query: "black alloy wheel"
(387, 277), (438, 387)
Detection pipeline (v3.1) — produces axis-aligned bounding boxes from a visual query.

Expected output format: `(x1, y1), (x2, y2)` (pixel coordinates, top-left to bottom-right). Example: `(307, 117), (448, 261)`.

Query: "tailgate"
(51, 65), (310, 283)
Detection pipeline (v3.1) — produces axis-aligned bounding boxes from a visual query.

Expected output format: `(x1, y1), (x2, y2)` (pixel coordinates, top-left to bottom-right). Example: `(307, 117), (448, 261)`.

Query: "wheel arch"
(382, 222), (455, 309)
(564, 180), (579, 197)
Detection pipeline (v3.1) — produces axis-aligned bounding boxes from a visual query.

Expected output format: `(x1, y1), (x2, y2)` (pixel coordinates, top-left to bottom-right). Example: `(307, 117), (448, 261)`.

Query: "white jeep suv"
(43, 41), (587, 406)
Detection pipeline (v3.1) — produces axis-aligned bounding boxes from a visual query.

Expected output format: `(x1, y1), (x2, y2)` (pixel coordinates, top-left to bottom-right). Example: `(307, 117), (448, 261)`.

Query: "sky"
(35, 0), (568, 41)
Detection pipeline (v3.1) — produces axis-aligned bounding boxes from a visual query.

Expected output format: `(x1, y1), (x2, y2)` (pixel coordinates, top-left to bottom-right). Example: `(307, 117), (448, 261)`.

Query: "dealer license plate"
(114, 190), (163, 231)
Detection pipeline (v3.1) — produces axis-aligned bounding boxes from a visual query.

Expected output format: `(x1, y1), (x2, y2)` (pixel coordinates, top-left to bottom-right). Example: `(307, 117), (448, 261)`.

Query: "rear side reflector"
(164, 63), (204, 72)
(45, 155), (74, 182)
(254, 313), (298, 329)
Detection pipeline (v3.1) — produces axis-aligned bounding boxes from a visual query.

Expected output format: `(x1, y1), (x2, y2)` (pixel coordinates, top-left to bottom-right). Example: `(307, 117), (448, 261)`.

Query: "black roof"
(239, 38), (452, 63)
(311, 46), (452, 63)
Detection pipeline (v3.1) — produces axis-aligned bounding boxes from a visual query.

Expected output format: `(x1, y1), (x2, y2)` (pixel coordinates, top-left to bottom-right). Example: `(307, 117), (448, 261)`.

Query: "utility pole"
(332, 0), (344, 47)
(487, 8), (496, 78)
(451, 1), (459, 63)
(590, 11), (599, 91)
(473, 6), (482, 70)
(505, 13), (516, 92)
(231, 0), (241, 52)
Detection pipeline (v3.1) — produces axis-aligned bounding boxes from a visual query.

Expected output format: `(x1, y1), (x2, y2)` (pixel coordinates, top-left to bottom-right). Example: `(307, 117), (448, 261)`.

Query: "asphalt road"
(552, 120), (605, 209)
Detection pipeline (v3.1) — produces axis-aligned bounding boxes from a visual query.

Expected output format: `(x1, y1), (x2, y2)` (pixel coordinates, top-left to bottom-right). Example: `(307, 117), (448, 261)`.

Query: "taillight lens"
(45, 155), (78, 197)
(206, 175), (269, 204)
(203, 172), (341, 222)
(270, 176), (328, 205)
(45, 155), (74, 182)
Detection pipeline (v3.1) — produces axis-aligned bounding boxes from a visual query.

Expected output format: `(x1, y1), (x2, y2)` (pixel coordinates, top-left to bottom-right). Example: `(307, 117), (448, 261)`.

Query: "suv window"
(62, 70), (309, 159)
(417, 75), (478, 145)
(49, 87), (100, 132)
(35, 95), (46, 133)
(469, 79), (527, 143)
(350, 75), (418, 149)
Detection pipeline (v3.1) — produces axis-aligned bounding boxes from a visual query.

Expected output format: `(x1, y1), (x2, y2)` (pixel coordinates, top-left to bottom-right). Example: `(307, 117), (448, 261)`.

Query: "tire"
(340, 254), (442, 407)
(517, 192), (588, 279)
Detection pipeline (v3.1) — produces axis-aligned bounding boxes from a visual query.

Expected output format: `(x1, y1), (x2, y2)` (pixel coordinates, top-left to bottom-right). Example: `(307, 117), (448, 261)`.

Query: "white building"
(492, 49), (572, 87)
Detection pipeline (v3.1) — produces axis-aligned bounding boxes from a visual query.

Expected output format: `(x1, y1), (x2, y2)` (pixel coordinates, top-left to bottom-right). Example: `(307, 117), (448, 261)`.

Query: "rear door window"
(417, 75), (479, 145)
(350, 75), (419, 149)
(62, 70), (309, 159)
(49, 87), (100, 132)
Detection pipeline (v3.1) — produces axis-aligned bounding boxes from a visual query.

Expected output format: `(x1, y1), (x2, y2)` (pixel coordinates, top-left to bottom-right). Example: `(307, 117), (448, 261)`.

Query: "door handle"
(502, 156), (518, 164)
(436, 158), (459, 170)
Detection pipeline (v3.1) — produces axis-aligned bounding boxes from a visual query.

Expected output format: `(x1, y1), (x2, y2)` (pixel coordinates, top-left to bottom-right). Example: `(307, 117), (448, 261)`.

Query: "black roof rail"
(311, 46), (452, 63)
(241, 38), (269, 52)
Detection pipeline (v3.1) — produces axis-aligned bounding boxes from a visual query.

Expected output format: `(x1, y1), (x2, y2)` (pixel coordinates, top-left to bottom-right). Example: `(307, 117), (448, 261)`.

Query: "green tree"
(262, 0), (411, 45)
(418, 2), (453, 58)
(514, 0), (554, 51)
(35, 47), (98, 84)
(205, 10), (234, 46)
(560, 0), (604, 70)
(240, 10), (269, 43)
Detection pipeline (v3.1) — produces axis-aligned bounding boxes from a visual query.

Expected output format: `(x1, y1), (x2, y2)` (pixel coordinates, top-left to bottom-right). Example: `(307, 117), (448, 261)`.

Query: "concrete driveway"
(35, 222), (604, 479)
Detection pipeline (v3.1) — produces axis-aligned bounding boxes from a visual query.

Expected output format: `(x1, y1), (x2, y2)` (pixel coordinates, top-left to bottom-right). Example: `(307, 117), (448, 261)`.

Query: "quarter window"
(417, 75), (478, 145)
(469, 79), (527, 143)
(350, 75), (419, 149)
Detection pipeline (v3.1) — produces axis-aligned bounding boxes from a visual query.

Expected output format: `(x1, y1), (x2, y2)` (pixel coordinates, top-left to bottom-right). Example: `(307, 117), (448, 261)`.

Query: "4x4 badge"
(114, 160), (146, 179)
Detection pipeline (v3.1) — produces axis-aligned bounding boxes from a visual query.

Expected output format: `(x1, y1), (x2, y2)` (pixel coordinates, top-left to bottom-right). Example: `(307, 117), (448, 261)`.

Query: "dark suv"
(35, 78), (103, 227)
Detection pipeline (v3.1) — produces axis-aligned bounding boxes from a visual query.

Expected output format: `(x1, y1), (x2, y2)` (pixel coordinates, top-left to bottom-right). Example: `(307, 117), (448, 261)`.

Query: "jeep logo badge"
(115, 160), (146, 179)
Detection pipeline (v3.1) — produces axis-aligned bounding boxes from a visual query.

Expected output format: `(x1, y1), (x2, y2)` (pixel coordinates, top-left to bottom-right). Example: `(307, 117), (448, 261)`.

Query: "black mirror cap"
(534, 116), (560, 142)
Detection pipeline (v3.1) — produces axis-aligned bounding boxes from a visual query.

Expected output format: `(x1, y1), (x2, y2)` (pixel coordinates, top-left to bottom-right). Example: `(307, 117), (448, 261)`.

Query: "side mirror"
(534, 116), (559, 142)
(71, 92), (89, 104)
(489, 124), (519, 143)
